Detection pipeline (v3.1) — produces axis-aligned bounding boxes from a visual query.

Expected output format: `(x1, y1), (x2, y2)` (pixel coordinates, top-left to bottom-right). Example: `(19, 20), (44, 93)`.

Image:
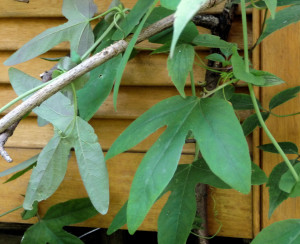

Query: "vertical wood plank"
(252, 8), (261, 237)
(261, 20), (300, 227)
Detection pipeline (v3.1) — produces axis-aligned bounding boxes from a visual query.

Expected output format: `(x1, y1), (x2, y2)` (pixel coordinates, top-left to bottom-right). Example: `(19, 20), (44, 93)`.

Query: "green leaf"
(242, 112), (270, 136)
(22, 201), (38, 220)
(77, 43), (122, 121)
(5, 0), (97, 65)
(264, 0), (277, 19)
(107, 96), (251, 233)
(258, 142), (299, 155)
(23, 133), (72, 210)
(161, 0), (180, 10)
(112, 0), (156, 40)
(0, 154), (38, 178)
(73, 117), (109, 214)
(205, 53), (226, 63)
(269, 86), (300, 110)
(167, 44), (195, 97)
(193, 34), (236, 51)
(113, 1), (157, 109)
(231, 49), (285, 87)
(213, 85), (235, 100)
(170, 0), (208, 56)
(107, 202), (128, 235)
(144, 7), (174, 28)
(158, 159), (229, 244)
(22, 198), (98, 244)
(229, 93), (262, 110)
(9, 68), (74, 132)
(257, 5), (300, 44)
(4, 163), (36, 184)
(251, 219), (300, 244)
(279, 163), (300, 193)
(267, 162), (289, 217)
(251, 162), (268, 185)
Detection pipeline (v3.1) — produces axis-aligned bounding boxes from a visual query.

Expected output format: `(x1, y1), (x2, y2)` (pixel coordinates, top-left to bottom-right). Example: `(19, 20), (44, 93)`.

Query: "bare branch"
(0, 0), (225, 134)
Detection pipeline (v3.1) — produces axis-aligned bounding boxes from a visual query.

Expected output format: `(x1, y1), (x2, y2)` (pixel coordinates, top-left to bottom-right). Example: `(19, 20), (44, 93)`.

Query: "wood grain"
(260, 19), (300, 228)
(0, 149), (253, 238)
(0, 84), (253, 120)
(0, 0), (226, 17)
(0, 18), (250, 51)
(0, 51), (208, 86)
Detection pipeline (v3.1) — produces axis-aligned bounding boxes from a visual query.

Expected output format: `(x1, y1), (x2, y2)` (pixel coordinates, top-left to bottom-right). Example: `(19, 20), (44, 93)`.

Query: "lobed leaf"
(73, 117), (109, 214)
(167, 44), (195, 97)
(23, 133), (72, 210)
(269, 86), (300, 110)
(5, 0), (97, 65)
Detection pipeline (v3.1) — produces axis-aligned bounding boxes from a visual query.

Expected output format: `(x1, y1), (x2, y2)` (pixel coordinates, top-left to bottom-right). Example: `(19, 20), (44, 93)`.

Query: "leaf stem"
(0, 205), (22, 218)
(82, 14), (122, 60)
(241, 0), (299, 182)
(270, 111), (300, 118)
(201, 79), (237, 98)
(190, 71), (196, 96)
(88, 7), (120, 22)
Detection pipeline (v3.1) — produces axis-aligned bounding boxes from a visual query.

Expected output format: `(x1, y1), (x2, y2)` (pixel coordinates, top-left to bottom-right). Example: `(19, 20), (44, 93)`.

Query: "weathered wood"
(0, 0), (226, 17)
(260, 16), (300, 228)
(0, 84), (253, 121)
(0, 18), (250, 51)
(0, 149), (253, 238)
(0, 51), (208, 86)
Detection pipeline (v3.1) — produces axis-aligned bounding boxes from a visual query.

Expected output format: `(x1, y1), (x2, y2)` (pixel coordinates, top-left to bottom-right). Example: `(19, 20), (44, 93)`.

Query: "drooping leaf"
(231, 48), (285, 87)
(242, 112), (270, 136)
(258, 142), (299, 155)
(4, 163), (36, 184)
(22, 198), (98, 244)
(107, 202), (128, 235)
(205, 53), (226, 63)
(167, 44), (195, 97)
(113, 1), (157, 109)
(251, 162), (268, 185)
(267, 162), (290, 217)
(279, 163), (300, 193)
(150, 22), (199, 45)
(5, 0), (97, 65)
(0, 154), (38, 178)
(22, 201), (38, 220)
(170, 0), (208, 56)
(158, 159), (230, 244)
(106, 96), (251, 233)
(9, 68), (74, 132)
(23, 133), (72, 210)
(269, 86), (300, 110)
(112, 0), (156, 40)
(77, 42), (122, 121)
(264, 0), (277, 19)
(251, 219), (300, 244)
(257, 5), (300, 44)
(193, 34), (236, 51)
(161, 0), (180, 10)
(229, 93), (262, 110)
(72, 117), (109, 214)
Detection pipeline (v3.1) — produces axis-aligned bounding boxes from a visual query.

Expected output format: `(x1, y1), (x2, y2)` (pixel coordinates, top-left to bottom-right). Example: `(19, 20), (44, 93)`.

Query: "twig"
(15, 0), (29, 3)
(0, 0), (225, 135)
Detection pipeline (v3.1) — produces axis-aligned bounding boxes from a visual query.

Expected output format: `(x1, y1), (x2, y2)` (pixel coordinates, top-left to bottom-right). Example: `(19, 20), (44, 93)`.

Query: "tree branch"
(0, 0), (225, 135)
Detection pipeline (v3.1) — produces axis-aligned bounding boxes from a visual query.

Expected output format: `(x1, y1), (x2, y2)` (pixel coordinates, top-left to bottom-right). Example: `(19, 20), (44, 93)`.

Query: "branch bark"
(0, 0), (225, 135)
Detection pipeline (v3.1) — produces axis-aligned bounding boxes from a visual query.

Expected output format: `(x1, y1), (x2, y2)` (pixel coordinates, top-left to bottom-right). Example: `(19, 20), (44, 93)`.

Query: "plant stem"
(270, 111), (300, 118)
(0, 205), (22, 218)
(82, 14), (122, 60)
(251, 9), (268, 51)
(240, 0), (299, 182)
(190, 71), (196, 96)
(201, 79), (236, 98)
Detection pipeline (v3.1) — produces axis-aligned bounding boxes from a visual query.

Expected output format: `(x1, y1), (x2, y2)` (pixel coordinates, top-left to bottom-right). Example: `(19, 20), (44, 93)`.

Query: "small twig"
(0, 120), (20, 162)
(15, 0), (29, 3)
